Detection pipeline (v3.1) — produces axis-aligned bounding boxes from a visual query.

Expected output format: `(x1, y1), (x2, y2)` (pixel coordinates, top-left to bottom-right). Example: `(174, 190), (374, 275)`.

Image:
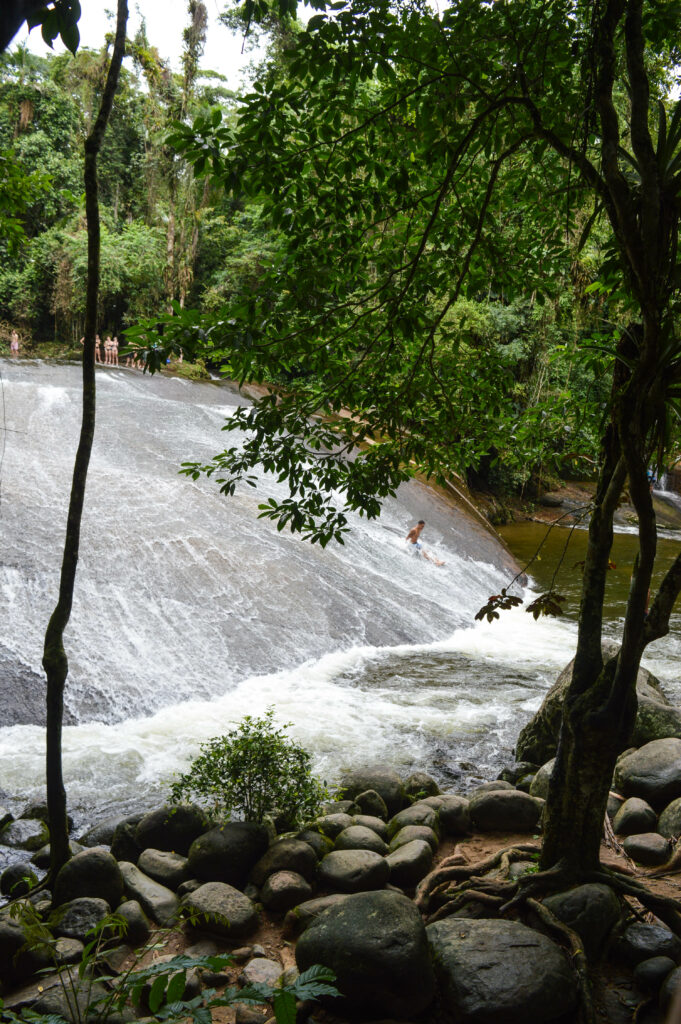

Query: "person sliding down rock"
(405, 520), (445, 566)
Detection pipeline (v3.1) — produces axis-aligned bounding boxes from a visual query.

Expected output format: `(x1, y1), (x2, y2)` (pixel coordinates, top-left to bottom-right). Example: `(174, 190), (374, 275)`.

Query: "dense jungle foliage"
(0, 4), (630, 496)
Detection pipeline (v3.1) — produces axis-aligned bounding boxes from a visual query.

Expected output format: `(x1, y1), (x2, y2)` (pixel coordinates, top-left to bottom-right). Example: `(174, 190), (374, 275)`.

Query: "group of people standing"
(80, 334), (119, 365)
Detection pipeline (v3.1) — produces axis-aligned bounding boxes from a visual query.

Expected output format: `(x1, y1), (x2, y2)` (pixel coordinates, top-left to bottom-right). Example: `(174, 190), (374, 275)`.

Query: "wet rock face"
(296, 890), (435, 1020)
(516, 643), (674, 766)
(427, 917), (578, 1024)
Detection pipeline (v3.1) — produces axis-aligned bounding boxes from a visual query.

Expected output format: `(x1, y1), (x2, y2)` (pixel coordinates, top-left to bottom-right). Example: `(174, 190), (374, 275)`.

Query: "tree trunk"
(42, 0), (128, 880)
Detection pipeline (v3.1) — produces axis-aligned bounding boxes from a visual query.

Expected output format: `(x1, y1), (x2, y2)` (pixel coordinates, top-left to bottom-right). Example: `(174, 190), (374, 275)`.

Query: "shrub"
(169, 708), (327, 827)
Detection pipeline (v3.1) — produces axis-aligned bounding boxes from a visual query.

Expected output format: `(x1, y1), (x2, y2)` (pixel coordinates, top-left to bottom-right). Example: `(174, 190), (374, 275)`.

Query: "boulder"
(617, 922), (681, 966)
(542, 884), (621, 961)
(111, 816), (145, 863)
(31, 840), (84, 869)
(622, 833), (671, 866)
(468, 790), (542, 832)
(182, 881), (258, 938)
(389, 825), (439, 853)
(613, 797), (657, 836)
(607, 792), (625, 820)
(2, 818), (49, 851)
(323, 799), (358, 815)
(335, 825), (389, 855)
(239, 957), (282, 988)
(54, 897), (110, 942)
(54, 938), (85, 967)
(53, 847), (124, 909)
(0, 861), (38, 897)
(353, 789), (389, 820)
(403, 772), (440, 798)
(134, 803), (209, 856)
(296, 890), (435, 1019)
(658, 796), (681, 839)
(498, 763), (540, 785)
(614, 739), (681, 807)
(318, 850), (389, 893)
(118, 861), (179, 925)
(250, 837), (318, 886)
(437, 795), (471, 837)
(660, 967), (681, 1014)
(296, 830), (334, 860)
(282, 894), (351, 939)
(77, 819), (116, 848)
(261, 871), (313, 912)
(385, 840), (433, 888)
(632, 699), (681, 747)
(351, 815), (389, 839)
(387, 803), (438, 838)
(633, 956), (677, 993)
(0, 806), (14, 830)
(137, 849), (190, 890)
(427, 917), (577, 1024)
(187, 822), (269, 887)
(469, 780), (515, 798)
(339, 767), (406, 816)
(529, 760), (555, 800)
(116, 899), (151, 946)
(516, 643), (675, 765)
(313, 813), (354, 840)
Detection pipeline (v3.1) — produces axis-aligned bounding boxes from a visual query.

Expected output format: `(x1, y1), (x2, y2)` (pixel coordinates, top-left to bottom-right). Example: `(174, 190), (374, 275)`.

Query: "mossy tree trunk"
(42, 0), (128, 879)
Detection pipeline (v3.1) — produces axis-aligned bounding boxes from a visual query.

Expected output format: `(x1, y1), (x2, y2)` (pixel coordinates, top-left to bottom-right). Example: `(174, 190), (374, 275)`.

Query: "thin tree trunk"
(42, 0), (128, 880)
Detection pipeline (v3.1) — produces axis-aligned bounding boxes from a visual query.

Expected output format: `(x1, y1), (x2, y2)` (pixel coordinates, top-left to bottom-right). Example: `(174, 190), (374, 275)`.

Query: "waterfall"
(0, 361), (585, 829)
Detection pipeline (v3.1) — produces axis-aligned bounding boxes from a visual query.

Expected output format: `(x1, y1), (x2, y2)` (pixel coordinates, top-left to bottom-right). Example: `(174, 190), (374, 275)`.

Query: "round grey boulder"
(427, 917), (577, 1023)
(2, 818), (49, 851)
(613, 797), (657, 836)
(353, 789), (389, 820)
(658, 796), (681, 839)
(134, 803), (210, 856)
(261, 870), (313, 912)
(633, 956), (676, 993)
(618, 922), (681, 965)
(54, 897), (110, 941)
(339, 767), (406, 816)
(53, 847), (124, 908)
(622, 832), (671, 866)
(116, 899), (151, 946)
(335, 825), (389, 855)
(660, 967), (681, 1014)
(296, 830), (334, 860)
(468, 790), (542, 832)
(437, 795), (471, 837)
(387, 803), (438, 839)
(282, 894), (350, 939)
(404, 772), (440, 798)
(614, 739), (681, 807)
(313, 813), (354, 840)
(351, 815), (388, 839)
(296, 890), (435, 1019)
(542, 884), (621, 962)
(0, 861), (38, 897)
(251, 838), (318, 886)
(239, 957), (282, 987)
(389, 825), (439, 853)
(31, 840), (84, 869)
(182, 881), (258, 938)
(187, 822), (269, 887)
(137, 849), (190, 890)
(111, 819), (144, 864)
(529, 760), (555, 800)
(469, 780), (515, 799)
(318, 850), (389, 893)
(78, 816), (124, 847)
(385, 839), (433, 888)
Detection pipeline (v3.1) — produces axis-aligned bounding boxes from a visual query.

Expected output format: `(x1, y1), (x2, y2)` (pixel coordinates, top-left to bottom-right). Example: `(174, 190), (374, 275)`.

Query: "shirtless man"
(9, 330), (19, 357)
(405, 520), (445, 565)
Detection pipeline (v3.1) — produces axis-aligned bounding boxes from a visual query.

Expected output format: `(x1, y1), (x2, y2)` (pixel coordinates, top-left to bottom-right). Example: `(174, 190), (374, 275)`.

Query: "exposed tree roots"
(417, 842), (681, 1024)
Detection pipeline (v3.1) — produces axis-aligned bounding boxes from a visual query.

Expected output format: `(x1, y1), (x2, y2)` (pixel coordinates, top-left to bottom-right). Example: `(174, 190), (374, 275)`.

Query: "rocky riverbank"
(3, 651), (681, 1023)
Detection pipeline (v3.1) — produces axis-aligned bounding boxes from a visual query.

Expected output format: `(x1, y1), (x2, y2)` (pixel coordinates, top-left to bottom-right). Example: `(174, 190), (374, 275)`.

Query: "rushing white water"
(0, 360), (676, 839)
